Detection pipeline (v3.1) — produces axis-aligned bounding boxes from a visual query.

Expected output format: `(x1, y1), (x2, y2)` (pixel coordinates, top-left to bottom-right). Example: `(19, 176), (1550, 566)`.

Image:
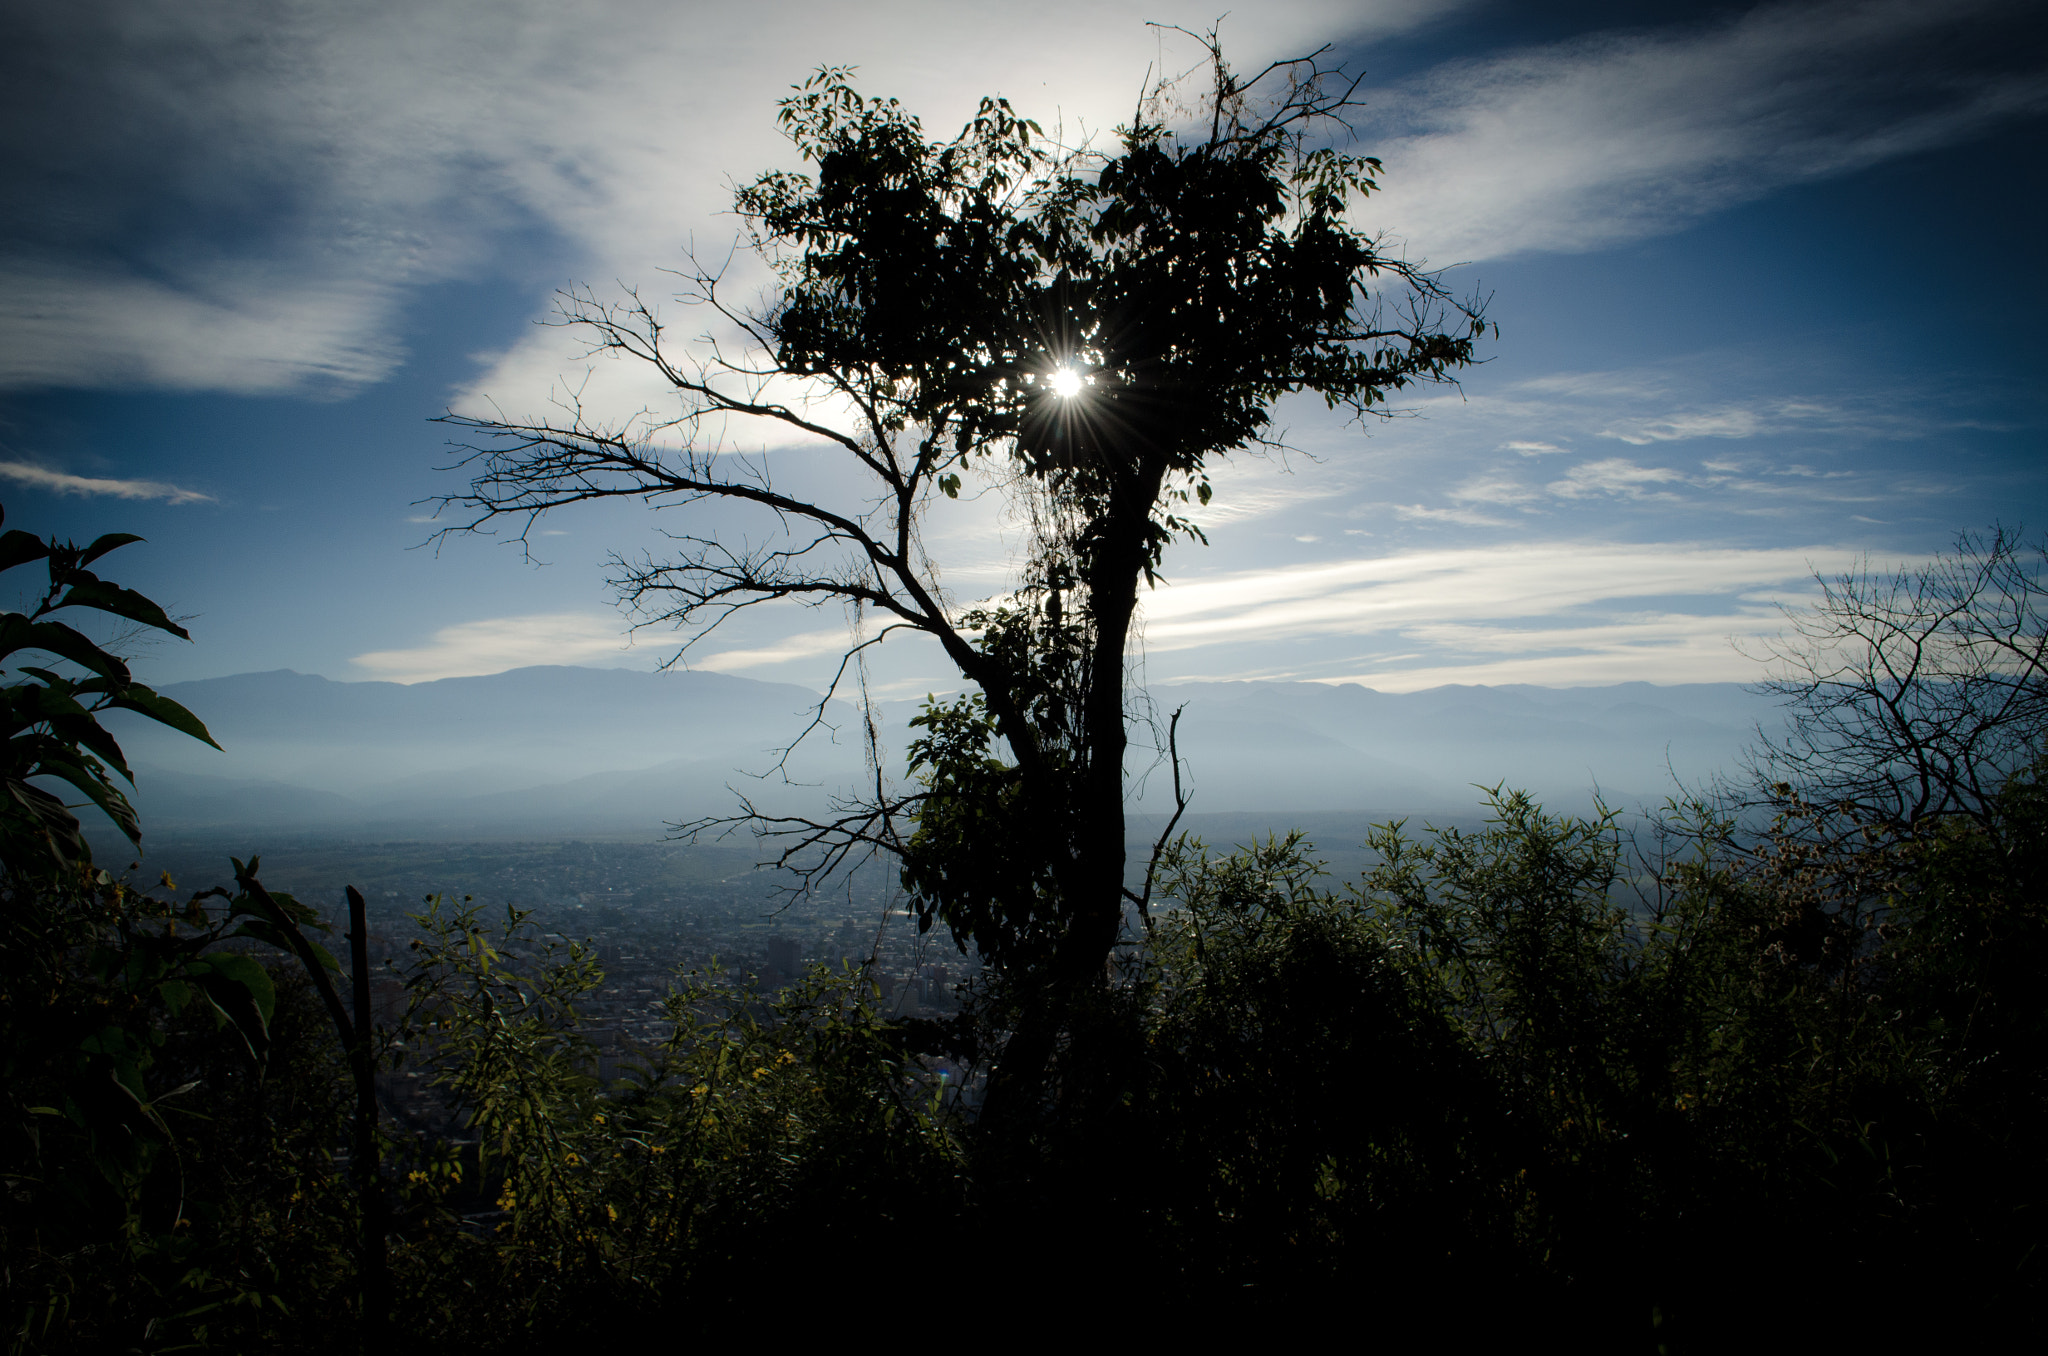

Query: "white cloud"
(1, 0), (1449, 398)
(1546, 457), (1689, 500)
(1448, 472), (1540, 505)
(1319, 635), (1775, 691)
(0, 461), (213, 504)
(1599, 408), (1765, 445)
(692, 626), (861, 674)
(681, 541), (1874, 691)
(1364, 0), (2048, 263)
(1398, 612), (1773, 656)
(0, 257), (404, 395)
(1510, 372), (1672, 400)
(1121, 541), (1951, 687)
(1503, 440), (1566, 456)
(349, 612), (635, 683)
(1393, 502), (1510, 525)
(11, 0), (2035, 403)
(1138, 541), (1873, 656)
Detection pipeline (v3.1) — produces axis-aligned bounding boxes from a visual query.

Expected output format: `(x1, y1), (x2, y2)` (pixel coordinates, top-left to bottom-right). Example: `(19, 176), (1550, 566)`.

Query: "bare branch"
(1742, 526), (2048, 840)
(1128, 703), (1191, 929)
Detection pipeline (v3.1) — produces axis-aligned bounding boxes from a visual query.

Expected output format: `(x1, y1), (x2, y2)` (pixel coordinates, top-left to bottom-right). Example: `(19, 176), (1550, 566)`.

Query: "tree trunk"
(982, 454), (1166, 1129)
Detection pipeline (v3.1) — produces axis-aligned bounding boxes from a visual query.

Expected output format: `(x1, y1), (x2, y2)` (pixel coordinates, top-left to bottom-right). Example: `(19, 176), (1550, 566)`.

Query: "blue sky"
(2, 0), (2042, 696)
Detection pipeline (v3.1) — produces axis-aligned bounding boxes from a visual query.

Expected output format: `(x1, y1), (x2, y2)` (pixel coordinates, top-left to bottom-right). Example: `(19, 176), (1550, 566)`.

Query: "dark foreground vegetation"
(8, 771), (2046, 1349)
(4, 507), (2044, 1350)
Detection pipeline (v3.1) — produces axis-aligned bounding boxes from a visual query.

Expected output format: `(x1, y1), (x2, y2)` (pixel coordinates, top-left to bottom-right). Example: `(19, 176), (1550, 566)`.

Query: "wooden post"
(346, 885), (392, 1346)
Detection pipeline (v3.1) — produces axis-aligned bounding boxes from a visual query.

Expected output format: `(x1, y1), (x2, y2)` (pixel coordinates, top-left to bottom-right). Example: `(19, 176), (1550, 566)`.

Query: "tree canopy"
(443, 38), (1488, 1114)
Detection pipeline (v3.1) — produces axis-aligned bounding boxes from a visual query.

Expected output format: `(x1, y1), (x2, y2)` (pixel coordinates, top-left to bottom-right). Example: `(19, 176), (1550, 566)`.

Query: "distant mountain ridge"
(99, 666), (1784, 841)
(128, 666), (838, 787)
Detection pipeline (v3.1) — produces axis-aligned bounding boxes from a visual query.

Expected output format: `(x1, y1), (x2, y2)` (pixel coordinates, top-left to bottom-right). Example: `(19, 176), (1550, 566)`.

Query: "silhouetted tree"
(440, 34), (1488, 1116)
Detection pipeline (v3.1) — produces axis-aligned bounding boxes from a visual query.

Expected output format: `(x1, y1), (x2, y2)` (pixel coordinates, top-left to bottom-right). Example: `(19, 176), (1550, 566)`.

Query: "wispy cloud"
(0, 1), (1426, 398)
(1546, 458), (1689, 500)
(1448, 473), (1541, 505)
(350, 612), (633, 683)
(0, 259), (404, 395)
(1366, 0), (2048, 262)
(1393, 502), (1509, 525)
(1294, 347), (1963, 531)
(9, 1), (2036, 403)
(1599, 408), (1766, 445)
(1491, 376), (1930, 447)
(1318, 632), (1775, 691)
(1139, 541), (1874, 656)
(692, 626), (859, 674)
(0, 461), (213, 504)
(1129, 541), (1936, 688)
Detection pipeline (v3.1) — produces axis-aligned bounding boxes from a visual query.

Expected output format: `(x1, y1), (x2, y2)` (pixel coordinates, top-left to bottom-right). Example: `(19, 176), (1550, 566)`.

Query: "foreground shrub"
(373, 896), (965, 1349)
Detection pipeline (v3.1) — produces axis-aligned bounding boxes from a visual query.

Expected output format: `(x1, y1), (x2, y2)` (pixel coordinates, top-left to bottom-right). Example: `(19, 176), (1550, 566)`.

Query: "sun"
(1048, 366), (1082, 398)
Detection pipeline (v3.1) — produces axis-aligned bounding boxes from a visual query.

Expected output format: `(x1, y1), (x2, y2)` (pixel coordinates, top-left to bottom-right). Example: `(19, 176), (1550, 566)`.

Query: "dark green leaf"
(107, 685), (221, 749)
(232, 877), (341, 966)
(3, 775), (87, 858)
(77, 532), (144, 567)
(192, 951), (277, 1025)
(0, 529), (50, 575)
(54, 579), (190, 640)
(190, 952), (276, 1064)
(33, 706), (135, 780)
(25, 753), (140, 844)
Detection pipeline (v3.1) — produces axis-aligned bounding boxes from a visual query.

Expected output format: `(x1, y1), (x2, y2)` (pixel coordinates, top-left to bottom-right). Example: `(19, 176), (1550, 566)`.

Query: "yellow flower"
(689, 1083), (709, 1099)
(606, 1204), (619, 1222)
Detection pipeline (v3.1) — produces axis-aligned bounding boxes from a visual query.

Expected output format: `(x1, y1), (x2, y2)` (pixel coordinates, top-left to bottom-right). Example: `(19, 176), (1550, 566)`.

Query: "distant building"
(766, 934), (802, 976)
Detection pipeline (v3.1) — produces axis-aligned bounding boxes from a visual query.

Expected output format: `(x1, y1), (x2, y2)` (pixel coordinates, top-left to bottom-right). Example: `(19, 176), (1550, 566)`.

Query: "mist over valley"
(105, 664), (1783, 847)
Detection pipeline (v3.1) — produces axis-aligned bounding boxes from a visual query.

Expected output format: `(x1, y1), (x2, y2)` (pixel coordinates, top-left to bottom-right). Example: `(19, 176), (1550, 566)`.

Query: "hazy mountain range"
(93, 665), (1788, 844)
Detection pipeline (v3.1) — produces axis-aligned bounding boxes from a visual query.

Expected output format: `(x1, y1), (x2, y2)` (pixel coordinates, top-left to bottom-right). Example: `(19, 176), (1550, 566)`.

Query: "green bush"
(1103, 780), (2045, 1343)
(365, 895), (965, 1349)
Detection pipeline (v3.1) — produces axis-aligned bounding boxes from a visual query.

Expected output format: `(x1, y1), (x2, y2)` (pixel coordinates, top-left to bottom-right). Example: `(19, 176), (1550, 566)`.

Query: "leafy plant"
(376, 895), (964, 1347)
(0, 504), (217, 877)
(0, 504), (351, 1352)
